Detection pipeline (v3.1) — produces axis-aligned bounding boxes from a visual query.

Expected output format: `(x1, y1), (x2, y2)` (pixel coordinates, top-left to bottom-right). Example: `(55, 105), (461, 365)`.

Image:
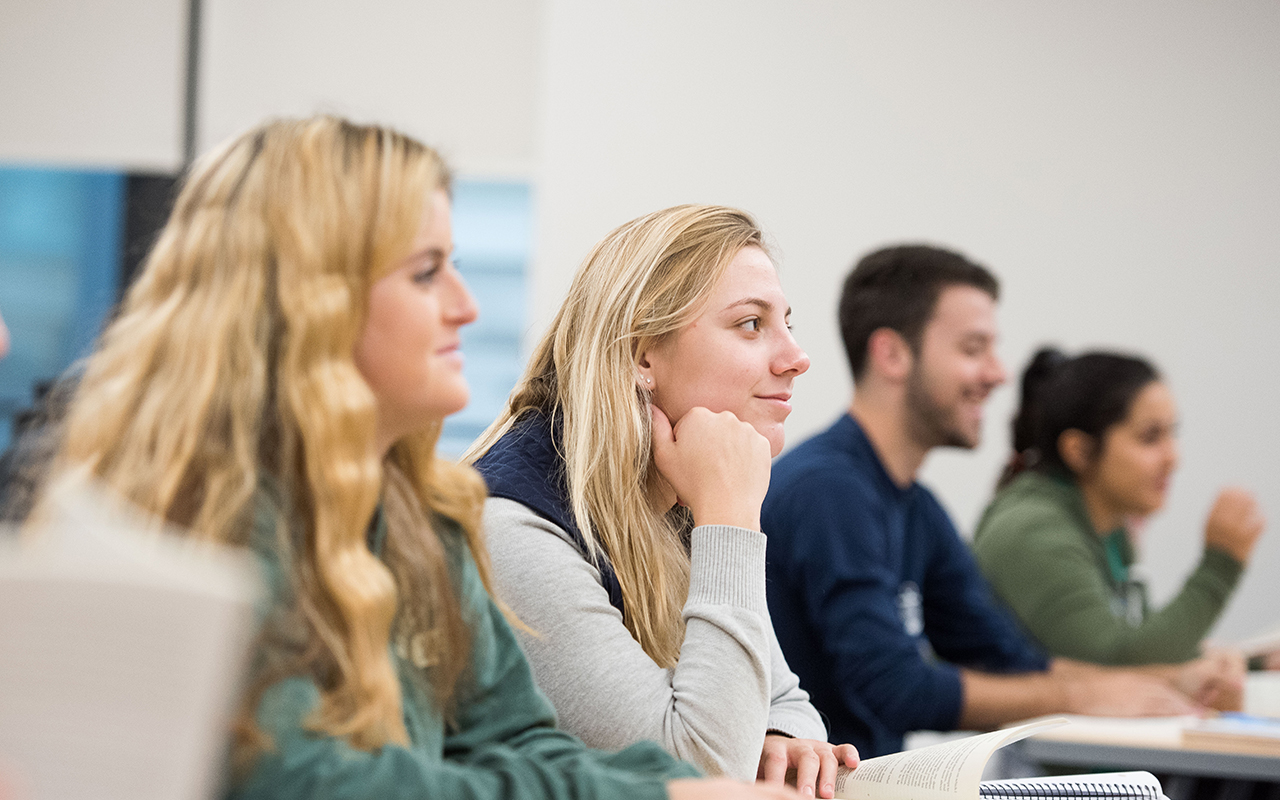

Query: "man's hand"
(1058, 662), (1201, 717)
(1173, 648), (1246, 710)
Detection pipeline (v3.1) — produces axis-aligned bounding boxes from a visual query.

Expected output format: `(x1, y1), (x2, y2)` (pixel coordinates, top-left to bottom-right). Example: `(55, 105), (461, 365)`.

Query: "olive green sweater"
(972, 471), (1242, 665)
(227, 494), (698, 800)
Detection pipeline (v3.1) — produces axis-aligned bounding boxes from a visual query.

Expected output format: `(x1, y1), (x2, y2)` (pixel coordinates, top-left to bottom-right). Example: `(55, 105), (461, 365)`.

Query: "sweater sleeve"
(482, 497), (778, 779)
(231, 513), (698, 800)
(231, 678), (694, 800)
(972, 499), (1242, 665)
(763, 618), (829, 741)
(763, 471), (966, 742)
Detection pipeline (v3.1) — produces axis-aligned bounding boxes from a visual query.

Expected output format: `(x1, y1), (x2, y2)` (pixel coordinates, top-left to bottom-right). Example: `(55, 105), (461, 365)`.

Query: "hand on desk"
(758, 735), (859, 799)
(1176, 648), (1246, 711)
(670, 778), (803, 800)
(1053, 659), (1201, 717)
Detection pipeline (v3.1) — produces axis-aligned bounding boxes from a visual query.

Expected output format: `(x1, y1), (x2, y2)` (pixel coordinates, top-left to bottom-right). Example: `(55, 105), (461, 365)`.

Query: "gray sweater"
(483, 497), (827, 779)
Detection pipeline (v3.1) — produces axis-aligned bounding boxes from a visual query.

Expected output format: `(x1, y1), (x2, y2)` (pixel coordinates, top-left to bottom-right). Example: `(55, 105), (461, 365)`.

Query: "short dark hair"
(838, 244), (1000, 381)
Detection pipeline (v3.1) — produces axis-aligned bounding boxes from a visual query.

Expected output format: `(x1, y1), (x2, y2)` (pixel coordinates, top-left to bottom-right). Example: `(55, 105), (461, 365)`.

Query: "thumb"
(650, 403), (675, 465)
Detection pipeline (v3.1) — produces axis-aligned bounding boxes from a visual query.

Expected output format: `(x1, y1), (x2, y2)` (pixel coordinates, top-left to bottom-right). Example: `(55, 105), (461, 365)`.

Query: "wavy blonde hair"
(38, 116), (493, 756)
(467, 204), (765, 666)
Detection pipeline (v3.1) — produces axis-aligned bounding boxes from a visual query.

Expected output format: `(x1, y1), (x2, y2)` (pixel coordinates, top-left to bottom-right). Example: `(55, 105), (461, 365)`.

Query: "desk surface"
(1009, 736), (1280, 783)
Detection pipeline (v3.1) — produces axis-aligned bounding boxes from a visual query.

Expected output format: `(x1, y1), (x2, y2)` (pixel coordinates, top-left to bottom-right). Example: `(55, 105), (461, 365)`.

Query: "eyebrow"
(405, 246), (452, 263)
(725, 297), (792, 316)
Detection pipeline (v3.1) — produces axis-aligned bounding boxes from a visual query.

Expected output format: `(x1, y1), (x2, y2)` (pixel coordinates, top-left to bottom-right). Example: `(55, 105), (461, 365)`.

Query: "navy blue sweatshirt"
(762, 414), (1048, 757)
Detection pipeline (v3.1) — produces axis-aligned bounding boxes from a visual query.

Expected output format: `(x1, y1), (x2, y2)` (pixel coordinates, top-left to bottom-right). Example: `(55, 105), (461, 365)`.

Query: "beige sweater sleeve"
(481, 497), (825, 779)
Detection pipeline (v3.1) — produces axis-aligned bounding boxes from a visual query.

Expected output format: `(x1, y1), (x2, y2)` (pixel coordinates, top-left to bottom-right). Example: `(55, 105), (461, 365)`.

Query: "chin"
(766, 430), (786, 458)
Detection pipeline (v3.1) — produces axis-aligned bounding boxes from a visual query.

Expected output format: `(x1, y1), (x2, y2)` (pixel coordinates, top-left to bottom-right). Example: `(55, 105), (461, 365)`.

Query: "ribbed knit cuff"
(766, 710), (827, 742)
(687, 525), (767, 614)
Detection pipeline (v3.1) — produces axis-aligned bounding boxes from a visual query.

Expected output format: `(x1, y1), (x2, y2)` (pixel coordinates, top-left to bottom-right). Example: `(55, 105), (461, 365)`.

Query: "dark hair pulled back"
(999, 346), (1160, 488)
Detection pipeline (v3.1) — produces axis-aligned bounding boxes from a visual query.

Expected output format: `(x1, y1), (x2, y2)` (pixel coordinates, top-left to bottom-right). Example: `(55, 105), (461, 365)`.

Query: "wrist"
(692, 504), (760, 531)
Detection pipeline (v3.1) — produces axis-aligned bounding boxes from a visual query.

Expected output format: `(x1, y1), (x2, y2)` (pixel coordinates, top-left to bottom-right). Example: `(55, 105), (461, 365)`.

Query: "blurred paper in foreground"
(0, 478), (261, 800)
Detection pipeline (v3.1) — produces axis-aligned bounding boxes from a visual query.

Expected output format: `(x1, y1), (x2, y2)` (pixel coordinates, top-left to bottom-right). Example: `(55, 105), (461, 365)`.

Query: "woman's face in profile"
(641, 245), (810, 457)
(355, 189), (479, 452)
(1086, 381), (1180, 517)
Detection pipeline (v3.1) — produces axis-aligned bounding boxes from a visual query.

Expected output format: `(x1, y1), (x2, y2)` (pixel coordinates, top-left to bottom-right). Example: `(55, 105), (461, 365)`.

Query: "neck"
(1077, 480), (1126, 534)
(849, 393), (928, 489)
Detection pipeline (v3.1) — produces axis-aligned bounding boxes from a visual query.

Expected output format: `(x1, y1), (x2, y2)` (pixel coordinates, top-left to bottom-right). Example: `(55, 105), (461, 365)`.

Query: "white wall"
(533, 0), (1280, 641)
(5, 0), (1277, 642)
(200, 0), (545, 178)
(0, 0), (187, 170)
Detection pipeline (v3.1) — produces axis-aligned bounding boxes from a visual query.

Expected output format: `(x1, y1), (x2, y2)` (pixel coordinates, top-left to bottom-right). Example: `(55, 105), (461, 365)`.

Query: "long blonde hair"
(467, 204), (764, 666)
(39, 116), (493, 756)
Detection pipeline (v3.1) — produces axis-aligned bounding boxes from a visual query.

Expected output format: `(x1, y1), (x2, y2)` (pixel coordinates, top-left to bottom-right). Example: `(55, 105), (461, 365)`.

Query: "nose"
(773, 328), (810, 377)
(446, 263), (479, 327)
(985, 351), (1007, 388)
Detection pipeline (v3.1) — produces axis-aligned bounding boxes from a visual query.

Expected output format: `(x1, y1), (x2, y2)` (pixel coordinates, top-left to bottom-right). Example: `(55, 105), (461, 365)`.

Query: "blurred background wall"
(2, 0), (1276, 642)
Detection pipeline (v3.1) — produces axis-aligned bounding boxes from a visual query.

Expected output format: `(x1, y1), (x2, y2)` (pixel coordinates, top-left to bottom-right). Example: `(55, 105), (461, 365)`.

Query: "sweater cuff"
(766, 709), (828, 742)
(1200, 546), (1245, 592)
(687, 525), (767, 614)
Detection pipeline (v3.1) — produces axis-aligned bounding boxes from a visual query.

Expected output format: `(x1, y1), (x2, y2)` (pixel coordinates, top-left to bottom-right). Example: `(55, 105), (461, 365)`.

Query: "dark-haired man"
(762, 244), (1209, 758)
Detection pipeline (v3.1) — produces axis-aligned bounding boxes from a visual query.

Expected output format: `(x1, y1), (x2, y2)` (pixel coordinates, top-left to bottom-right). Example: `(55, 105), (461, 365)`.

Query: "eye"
(413, 258), (444, 285)
(1137, 425), (1165, 445)
(739, 317), (761, 332)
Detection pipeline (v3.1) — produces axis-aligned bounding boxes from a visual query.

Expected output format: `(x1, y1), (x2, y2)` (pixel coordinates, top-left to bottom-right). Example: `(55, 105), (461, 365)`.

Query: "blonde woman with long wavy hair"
(468, 205), (859, 797)
(34, 119), (795, 800)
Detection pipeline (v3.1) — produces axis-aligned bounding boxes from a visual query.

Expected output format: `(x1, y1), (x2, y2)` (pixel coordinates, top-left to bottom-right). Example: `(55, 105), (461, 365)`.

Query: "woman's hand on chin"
(650, 405), (771, 530)
(757, 735), (860, 799)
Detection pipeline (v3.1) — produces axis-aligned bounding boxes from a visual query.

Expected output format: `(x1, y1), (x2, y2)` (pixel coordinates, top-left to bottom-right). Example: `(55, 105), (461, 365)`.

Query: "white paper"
(833, 718), (1067, 800)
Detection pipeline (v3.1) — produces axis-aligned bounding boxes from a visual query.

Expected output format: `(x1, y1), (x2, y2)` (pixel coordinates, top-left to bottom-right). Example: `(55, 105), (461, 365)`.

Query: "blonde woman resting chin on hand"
(34, 118), (801, 800)
(468, 205), (858, 798)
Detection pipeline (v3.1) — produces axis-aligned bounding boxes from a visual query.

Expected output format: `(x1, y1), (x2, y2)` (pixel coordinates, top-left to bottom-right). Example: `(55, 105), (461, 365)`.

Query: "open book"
(832, 719), (1168, 800)
(0, 477), (262, 800)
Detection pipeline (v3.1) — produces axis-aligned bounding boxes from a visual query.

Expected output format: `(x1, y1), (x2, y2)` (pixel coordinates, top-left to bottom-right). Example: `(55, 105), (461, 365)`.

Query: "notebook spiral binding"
(979, 782), (1159, 799)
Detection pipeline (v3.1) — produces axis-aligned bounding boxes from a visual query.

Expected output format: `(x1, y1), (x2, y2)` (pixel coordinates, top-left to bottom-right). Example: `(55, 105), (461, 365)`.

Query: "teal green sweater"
(228, 494), (698, 800)
(972, 471), (1242, 666)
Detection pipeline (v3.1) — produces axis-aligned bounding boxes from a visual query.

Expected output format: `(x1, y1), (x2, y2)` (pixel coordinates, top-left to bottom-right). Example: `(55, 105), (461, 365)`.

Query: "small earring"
(645, 377), (652, 385)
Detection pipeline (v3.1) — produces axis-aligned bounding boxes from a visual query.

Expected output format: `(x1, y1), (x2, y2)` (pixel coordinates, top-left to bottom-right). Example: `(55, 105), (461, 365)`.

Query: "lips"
(756, 392), (793, 414)
(436, 342), (464, 366)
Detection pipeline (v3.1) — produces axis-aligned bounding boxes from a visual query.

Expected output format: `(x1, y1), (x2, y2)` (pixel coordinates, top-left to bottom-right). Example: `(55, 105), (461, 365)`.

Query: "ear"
(866, 327), (914, 383)
(635, 349), (655, 391)
(1057, 429), (1097, 474)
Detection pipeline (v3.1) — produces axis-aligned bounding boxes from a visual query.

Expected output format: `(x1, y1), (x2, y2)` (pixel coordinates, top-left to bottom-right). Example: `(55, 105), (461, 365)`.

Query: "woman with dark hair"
(972, 347), (1265, 671)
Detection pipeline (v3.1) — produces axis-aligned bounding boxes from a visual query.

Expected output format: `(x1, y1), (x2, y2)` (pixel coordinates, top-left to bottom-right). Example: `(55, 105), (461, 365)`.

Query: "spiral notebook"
(979, 772), (1165, 800)
(833, 720), (1168, 800)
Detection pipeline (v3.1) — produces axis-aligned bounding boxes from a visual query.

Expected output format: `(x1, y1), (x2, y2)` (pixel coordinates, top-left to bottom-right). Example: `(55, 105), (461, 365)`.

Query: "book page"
(1012, 713), (1193, 749)
(833, 719), (1067, 800)
(1230, 624), (1280, 658)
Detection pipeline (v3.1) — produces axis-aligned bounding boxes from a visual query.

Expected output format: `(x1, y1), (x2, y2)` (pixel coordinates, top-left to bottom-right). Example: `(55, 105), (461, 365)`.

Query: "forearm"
(957, 668), (1062, 729)
(485, 499), (774, 778)
(1111, 548), (1243, 663)
(763, 623), (827, 741)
